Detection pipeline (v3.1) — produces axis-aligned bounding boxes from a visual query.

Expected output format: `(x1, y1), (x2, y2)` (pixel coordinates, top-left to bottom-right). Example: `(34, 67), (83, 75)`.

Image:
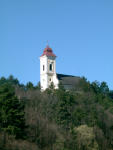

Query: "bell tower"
(39, 44), (57, 90)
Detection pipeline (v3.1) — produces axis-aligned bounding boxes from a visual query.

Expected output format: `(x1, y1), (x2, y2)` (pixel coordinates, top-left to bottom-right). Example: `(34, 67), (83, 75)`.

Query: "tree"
(35, 81), (41, 91)
(44, 82), (55, 96)
(72, 108), (87, 126)
(55, 85), (75, 127)
(0, 77), (7, 85)
(54, 82), (66, 98)
(78, 76), (92, 92)
(91, 80), (100, 94)
(107, 90), (113, 99)
(73, 125), (99, 150)
(7, 75), (19, 85)
(0, 75), (20, 86)
(55, 83), (69, 126)
(0, 83), (26, 138)
(26, 82), (34, 90)
(49, 82), (55, 91)
(100, 81), (109, 94)
(91, 81), (109, 95)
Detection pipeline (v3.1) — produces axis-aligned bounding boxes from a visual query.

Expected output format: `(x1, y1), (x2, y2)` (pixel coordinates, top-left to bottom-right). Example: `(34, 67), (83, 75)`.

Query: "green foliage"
(52, 133), (65, 150)
(87, 105), (100, 127)
(49, 81), (55, 90)
(7, 75), (19, 85)
(56, 92), (70, 126)
(72, 108), (87, 126)
(100, 81), (109, 94)
(44, 82), (55, 96)
(0, 77), (7, 85)
(91, 81), (109, 94)
(110, 108), (113, 114)
(35, 81), (41, 90)
(0, 75), (20, 85)
(55, 84), (76, 126)
(74, 125), (99, 150)
(58, 81), (66, 92)
(78, 76), (92, 92)
(0, 75), (113, 150)
(91, 80), (100, 94)
(107, 90), (113, 99)
(0, 83), (26, 138)
(26, 82), (35, 90)
(98, 93), (113, 109)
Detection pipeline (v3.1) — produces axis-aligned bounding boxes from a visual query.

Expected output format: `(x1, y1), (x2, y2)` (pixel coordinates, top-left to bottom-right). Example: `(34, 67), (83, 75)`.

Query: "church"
(39, 44), (80, 90)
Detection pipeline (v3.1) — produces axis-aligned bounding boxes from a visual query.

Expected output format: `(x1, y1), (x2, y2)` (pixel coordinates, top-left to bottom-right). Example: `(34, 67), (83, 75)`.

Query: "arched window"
(50, 64), (52, 71)
(43, 65), (45, 71)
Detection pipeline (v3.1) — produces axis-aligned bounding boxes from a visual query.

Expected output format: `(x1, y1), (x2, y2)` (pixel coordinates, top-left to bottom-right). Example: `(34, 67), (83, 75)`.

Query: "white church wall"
(40, 74), (48, 90)
(53, 74), (59, 89)
(48, 75), (53, 86)
(40, 55), (48, 90)
(40, 56), (48, 75)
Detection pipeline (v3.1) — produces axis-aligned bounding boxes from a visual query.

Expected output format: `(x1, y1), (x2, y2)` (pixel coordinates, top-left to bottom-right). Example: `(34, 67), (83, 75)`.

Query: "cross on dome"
(47, 40), (48, 46)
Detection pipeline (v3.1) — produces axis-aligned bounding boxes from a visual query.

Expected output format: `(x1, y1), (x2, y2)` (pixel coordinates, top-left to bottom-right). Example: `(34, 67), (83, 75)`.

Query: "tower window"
(43, 65), (45, 71)
(50, 64), (52, 71)
(49, 78), (51, 81)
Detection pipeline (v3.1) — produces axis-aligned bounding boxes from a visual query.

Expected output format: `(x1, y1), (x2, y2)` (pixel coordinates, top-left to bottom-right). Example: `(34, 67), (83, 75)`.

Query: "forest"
(0, 75), (113, 150)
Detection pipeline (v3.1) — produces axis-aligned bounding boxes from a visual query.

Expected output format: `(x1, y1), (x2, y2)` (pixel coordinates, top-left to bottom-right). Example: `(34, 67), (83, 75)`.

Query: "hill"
(0, 75), (113, 150)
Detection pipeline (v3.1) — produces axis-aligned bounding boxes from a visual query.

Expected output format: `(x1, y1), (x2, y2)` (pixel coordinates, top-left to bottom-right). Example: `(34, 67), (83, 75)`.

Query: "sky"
(0, 0), (113, 90)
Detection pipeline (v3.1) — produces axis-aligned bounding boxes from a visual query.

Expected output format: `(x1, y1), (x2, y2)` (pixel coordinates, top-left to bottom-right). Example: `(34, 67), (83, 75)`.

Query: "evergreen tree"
(35, 81), (41, 90)
(107, 90), (113, 99)
(78, 76), (92, 92)
(7, 75), (19, 85)
(100, 81), (109, 94)
(26, 81), (35, 90)
(91, 80), (100, 94)
(0, 77), (7, 85)
(0, 75), (20, 86)
(72, 108), (87, 126)
(44, 82), (55, 96)
(0, 83), (26, 138)
(55, 83), (75, 127)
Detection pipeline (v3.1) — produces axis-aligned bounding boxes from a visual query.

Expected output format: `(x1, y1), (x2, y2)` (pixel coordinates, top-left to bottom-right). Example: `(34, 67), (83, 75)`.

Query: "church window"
(49, 78), (51, 81)
(43, 65), (45, 71)
(50, 64), (52, 71)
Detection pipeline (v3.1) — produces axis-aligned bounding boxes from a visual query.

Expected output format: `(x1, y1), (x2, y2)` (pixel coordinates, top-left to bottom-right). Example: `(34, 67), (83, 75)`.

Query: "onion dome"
(40, 44), (57, 57)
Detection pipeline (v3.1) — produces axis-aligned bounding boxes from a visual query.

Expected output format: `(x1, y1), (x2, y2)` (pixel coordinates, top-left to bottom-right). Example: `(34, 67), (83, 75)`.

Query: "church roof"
(56, 73), (80, 88)
(40, 45), (57, 57)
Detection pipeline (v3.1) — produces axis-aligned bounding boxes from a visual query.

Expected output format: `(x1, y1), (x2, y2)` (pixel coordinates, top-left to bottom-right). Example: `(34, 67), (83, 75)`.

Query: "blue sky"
(0, 0), (113, 90)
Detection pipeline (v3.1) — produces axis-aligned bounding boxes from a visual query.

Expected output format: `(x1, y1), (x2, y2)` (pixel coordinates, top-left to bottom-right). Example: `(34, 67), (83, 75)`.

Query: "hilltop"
(0, 75), (113, 150)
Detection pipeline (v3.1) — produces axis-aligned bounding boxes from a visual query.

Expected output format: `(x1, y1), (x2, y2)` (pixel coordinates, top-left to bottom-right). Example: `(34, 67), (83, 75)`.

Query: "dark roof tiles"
(56, 73), (80, 86)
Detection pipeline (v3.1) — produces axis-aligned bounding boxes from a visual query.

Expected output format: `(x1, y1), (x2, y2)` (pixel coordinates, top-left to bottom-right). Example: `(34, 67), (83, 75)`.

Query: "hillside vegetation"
(0, 75), (113, 150)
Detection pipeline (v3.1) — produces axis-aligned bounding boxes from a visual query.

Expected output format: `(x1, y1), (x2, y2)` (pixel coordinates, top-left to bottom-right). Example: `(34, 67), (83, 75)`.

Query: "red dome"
(40, 45), (57, 57)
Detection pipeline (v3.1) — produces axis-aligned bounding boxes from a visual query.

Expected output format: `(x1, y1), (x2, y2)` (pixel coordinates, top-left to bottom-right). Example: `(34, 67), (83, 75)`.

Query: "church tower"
(39, 44), (58, 90)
